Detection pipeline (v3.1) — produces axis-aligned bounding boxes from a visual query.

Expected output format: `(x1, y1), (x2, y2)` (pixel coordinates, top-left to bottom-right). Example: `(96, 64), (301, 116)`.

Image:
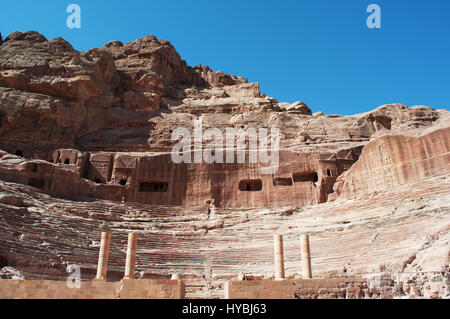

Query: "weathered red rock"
(331, 114), (450, 200)
(0, 31), (448, 299)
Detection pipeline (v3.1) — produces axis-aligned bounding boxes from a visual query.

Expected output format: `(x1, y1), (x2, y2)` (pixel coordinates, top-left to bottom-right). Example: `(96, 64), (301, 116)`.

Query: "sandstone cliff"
(0, 31), (448, 298)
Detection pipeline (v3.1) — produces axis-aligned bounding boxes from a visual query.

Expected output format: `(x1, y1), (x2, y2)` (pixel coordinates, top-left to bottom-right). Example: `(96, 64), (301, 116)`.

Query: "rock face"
(332, 113), (450, 200)
(0, 267), (24, 280)
(0, 31), (449, 298)
(1, 32), (446, 209)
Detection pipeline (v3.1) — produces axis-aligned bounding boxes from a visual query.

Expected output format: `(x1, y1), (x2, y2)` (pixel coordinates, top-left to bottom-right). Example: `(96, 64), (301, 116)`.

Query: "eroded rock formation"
(0, 31), (448, 298)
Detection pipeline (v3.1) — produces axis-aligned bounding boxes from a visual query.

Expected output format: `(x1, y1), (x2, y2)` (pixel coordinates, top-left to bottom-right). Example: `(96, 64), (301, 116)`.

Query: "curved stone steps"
(1, 176), (449, 298)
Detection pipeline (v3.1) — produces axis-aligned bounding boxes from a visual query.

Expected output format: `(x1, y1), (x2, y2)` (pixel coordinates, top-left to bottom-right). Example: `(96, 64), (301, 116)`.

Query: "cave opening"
(239, 179), (263, 191)
(293, 172), (318, 183)
(93, 178), (102, 184)
(327, 169), (332, 177)
(0, 256), (8, 268)
(15, 150), (23, 157)
(139, 181), (168, 193)
(119, 179), (127, 186)
(273, 177), (293, 186)
(64, 159), (70, 165)
(28, 178), (45, 189)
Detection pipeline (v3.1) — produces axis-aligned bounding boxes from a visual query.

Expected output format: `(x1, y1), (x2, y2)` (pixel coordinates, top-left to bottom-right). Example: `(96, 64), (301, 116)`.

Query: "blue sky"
(1, 0), (449, 115)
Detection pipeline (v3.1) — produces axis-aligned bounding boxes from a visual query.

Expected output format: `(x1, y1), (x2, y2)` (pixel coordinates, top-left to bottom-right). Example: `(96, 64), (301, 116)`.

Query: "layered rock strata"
(0, 31), (448, 298)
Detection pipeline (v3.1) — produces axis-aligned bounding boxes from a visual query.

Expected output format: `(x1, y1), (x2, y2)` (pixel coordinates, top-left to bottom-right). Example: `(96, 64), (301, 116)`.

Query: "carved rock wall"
(0, 148), (360, 208)
(332, 119), (450, 199)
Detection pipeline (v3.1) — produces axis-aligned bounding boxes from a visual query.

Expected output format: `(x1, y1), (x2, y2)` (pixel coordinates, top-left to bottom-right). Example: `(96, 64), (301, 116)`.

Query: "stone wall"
(1, 275), (448, 299)
(225, 278), (372, 299)
(226, 272), (450, 299)
(0, 279), (185, 299)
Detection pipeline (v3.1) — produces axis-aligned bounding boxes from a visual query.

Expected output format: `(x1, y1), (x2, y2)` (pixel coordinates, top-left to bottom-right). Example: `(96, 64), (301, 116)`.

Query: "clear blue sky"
(1, 0), (449, 115)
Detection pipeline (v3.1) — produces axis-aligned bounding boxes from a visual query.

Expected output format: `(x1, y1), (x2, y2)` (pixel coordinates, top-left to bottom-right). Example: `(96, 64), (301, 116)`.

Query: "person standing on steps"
(206, 200), (211, 219)
(206, 199), (215, 220)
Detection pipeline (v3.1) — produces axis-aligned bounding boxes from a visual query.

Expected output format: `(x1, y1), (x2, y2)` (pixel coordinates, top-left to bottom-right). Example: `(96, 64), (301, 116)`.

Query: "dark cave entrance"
(0, 256), (8, 268)
(31, 163), (38, 173)
(119, 179), (127, 186)
(28, 178), (45, 189)
(273, 177), (293, 186)
(239, 179), (263, 192)
(139, 181), (168, 193)
(293, 172), (319, 183)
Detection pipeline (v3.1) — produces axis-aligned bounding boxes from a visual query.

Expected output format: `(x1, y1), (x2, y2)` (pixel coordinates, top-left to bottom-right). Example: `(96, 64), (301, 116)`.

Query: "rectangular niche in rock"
(28, 178), (45, 189)
(139, 181), (168, 193)
(273, 177), (293, 186)
(292, 172), (318, 183)
(239, 179), (263, 191)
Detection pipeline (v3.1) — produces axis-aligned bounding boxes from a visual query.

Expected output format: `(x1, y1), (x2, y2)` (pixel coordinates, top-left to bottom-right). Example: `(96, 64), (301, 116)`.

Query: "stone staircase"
(0, 175), (449, 298)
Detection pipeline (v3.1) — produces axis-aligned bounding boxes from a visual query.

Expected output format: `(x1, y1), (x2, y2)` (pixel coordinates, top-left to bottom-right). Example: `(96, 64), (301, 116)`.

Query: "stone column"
(124, 232), (138, 279)
(95, 232), (111, 280)
(274, 234), (285, 280)
(301, 234), (312, 279)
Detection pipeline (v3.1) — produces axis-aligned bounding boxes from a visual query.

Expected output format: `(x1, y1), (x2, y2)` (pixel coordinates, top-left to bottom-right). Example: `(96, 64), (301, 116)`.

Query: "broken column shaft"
(301, 234), (312, 279)
(274, 234), (285, 280)
(95, 232), (111, 280)
(124, 232), (138, 279)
